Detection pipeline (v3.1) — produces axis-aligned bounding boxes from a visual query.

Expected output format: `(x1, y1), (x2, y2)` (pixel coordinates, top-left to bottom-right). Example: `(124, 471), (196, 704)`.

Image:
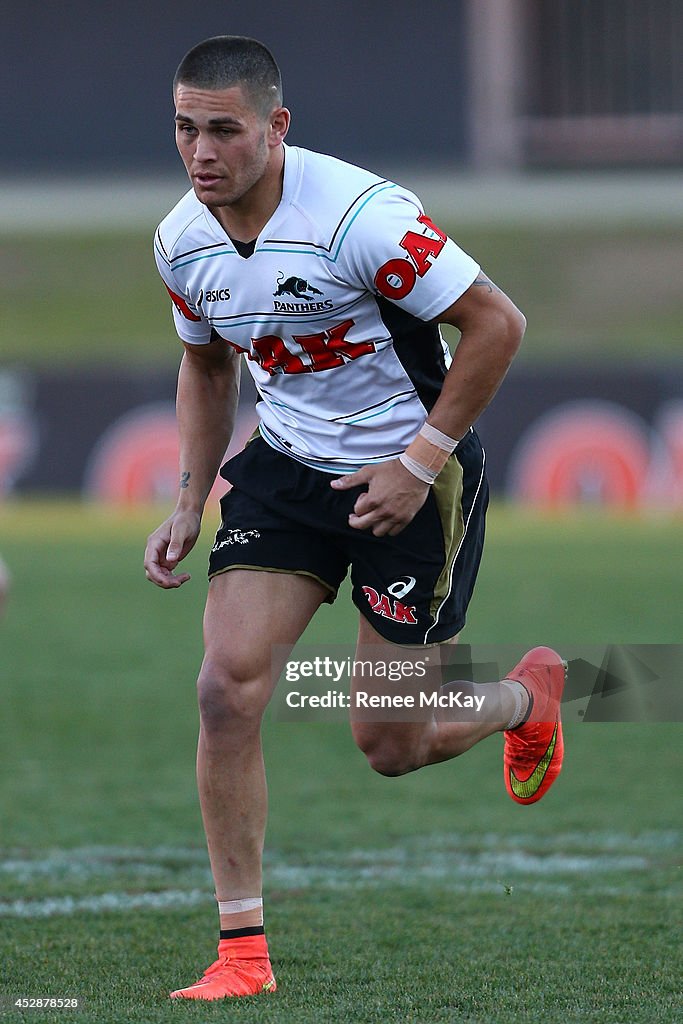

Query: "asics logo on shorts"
(387, 576), (417, 600)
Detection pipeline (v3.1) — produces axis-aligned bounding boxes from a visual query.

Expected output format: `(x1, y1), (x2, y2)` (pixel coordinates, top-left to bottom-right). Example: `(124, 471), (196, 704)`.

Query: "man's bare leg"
(350, 615), (523, 776)
(170, 569), (328, 999)
(196, 569), (327, 906)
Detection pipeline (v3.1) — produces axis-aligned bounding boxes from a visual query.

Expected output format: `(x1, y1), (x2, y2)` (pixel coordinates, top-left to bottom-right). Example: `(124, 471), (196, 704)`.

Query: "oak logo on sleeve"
(374, 213), (447, 300)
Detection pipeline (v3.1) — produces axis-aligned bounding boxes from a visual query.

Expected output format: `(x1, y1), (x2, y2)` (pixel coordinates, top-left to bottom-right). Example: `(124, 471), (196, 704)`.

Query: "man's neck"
(209, 147), (285, 243)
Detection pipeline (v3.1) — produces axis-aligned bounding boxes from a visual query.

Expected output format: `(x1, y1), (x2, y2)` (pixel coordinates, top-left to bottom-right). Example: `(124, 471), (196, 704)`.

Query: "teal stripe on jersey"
(154, 242), (170, 265)
(337, 397), (415, 425)
(172, 249), (237, 270)
(158, 182), (397, 274)
(259, 425), (399, 474)
(210, 295), (365, 329)
(257, 183), (399, 263)
(263, 397), (296, 412)
(209, 312), (373, 331)
(158, 182), (398, 272)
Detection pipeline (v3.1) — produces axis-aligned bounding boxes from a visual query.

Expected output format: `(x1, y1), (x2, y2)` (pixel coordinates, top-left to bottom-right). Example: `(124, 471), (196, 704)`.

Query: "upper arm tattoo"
(472, 272), (500, 294)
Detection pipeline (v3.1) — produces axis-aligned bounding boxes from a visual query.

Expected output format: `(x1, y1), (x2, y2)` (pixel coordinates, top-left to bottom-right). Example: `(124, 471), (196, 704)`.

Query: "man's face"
(174, 83), (276, 208)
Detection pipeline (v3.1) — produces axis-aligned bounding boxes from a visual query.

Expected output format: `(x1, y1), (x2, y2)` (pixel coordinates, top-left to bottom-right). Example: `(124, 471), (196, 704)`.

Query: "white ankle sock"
(502, 681), (530, 729)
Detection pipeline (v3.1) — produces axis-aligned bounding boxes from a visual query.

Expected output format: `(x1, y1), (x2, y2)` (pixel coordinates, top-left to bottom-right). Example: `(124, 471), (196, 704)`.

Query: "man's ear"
(268, 107), (291, 146)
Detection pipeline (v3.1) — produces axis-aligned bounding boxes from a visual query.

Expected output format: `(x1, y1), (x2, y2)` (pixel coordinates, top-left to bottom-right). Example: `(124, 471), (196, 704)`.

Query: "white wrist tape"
(399, 422), (461, 485)
(217, 897), (263, 915)
(419, 422), (460, 452)
(399, 452), (438, 484)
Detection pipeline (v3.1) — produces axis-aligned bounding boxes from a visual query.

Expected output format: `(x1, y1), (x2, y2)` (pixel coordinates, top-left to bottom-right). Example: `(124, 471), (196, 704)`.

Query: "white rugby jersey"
(154, 144), (479, 472)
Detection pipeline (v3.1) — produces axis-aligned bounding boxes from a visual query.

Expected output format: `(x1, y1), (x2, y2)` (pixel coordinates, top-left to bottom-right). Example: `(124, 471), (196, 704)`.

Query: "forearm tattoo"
(180, 471), (191, 489)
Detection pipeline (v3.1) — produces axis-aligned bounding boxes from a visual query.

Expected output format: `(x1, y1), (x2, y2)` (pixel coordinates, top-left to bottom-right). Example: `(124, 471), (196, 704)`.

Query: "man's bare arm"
(423, 271), (526, 441)
(331, 272), (525, 536)
(144, 334), (240, 588)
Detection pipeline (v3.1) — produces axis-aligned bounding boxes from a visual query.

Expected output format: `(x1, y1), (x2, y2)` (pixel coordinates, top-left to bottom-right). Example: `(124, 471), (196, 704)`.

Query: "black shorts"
(208, 434), (488, 646)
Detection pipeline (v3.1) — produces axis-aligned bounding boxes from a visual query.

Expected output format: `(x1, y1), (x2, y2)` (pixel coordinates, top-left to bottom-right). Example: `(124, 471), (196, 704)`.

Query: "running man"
(144, 35), (566, 1001)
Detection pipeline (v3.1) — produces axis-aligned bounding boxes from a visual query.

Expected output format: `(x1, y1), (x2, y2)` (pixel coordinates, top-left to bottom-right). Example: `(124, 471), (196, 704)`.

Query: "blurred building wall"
(4, 0), (468, 174)
(466, 0), (683, 169)
(521, 0), (683, 165)
(7, 0), (680, 174)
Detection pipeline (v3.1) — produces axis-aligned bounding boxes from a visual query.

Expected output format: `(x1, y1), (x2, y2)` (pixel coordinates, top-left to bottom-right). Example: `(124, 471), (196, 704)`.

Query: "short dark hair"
(174, 36), (282, 117)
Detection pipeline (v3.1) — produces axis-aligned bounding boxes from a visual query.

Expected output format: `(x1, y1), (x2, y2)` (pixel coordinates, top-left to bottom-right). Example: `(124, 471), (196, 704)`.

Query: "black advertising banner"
(1, 364), (682, 508)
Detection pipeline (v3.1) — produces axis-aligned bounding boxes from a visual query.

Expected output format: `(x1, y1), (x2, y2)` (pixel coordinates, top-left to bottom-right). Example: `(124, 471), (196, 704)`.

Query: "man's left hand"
(330, 460), (430, 537)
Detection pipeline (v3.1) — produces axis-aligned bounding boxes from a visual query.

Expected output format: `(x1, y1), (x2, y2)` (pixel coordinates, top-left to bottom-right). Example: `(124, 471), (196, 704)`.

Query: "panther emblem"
(273, 273), (324, 299)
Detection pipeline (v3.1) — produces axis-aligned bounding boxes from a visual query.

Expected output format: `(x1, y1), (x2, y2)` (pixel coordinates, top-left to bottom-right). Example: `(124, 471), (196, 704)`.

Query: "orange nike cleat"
(503, 646), (567, 805)
(169, 935), (276, 1000)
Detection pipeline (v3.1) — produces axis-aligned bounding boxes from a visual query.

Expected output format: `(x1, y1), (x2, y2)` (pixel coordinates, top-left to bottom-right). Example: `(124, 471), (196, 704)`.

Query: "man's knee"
(197, 653), (269, 733)
(352, 725), (422, 777)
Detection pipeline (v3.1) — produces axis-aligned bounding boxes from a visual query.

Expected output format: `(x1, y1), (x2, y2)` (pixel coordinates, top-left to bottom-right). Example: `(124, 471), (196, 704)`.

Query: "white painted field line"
(0, 881), (570, 918)
(2, 830), (678, 872)
(0, 848), (651, 881)
(0, 831), (679, 917)
(0, 876), (679, 918)
(0, 889), (207, 918)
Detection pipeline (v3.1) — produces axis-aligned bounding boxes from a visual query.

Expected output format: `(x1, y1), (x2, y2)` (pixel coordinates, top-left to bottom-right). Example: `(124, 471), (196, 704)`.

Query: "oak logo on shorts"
(374, 213), (447, 301)
(362, 585), (418, 625)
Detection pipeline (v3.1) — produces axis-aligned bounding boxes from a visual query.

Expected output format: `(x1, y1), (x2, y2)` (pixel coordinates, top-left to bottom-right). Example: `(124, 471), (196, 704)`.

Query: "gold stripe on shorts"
(429, 453), (465, 621)
(208, 563), (337, 597)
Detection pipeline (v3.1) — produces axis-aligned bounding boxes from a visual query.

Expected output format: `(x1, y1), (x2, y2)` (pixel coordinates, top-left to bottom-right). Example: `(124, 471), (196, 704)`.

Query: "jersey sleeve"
(153, 231), (213, 345)
(339, 188), (480, 321)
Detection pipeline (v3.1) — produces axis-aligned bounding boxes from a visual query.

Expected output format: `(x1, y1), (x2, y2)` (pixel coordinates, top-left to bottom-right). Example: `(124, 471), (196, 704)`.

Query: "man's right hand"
(144, 510), (202, 589)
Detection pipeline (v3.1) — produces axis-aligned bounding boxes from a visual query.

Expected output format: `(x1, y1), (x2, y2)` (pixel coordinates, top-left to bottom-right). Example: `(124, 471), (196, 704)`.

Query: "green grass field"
(4, 223), (683, 368)
(0, 503), (681, 1023)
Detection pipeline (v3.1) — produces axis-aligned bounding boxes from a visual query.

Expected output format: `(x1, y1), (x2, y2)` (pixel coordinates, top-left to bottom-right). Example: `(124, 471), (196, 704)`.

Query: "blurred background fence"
(2, 0), (682, 510)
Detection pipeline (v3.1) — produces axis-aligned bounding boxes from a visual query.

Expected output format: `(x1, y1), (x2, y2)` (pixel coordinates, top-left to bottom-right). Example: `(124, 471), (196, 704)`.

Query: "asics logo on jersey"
(273, 274), (324, 299)
(204, 288), (231, 302)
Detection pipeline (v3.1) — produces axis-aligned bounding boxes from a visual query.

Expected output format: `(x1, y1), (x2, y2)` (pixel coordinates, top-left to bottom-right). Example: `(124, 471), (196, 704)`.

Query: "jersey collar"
(200, 144), (302, 253)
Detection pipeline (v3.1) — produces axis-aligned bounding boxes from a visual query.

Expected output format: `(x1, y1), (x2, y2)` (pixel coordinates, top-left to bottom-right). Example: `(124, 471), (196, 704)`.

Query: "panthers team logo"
(273, 273), (324, 299)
